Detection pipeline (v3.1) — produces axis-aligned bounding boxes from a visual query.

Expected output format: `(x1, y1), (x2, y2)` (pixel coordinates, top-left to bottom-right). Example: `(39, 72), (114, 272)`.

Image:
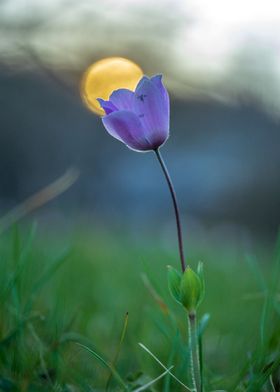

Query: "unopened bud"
(180, 266), (203, 313)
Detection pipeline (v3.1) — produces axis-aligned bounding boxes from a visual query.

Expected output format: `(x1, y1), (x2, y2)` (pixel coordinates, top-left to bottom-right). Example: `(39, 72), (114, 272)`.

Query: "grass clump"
(0, 224), (279, 391)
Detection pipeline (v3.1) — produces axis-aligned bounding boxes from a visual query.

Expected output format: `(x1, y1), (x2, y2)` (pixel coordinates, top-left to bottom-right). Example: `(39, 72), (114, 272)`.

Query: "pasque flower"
(96, 70), (202, 390)
(98, 73), (185, 273)
(97, 75), (169, 152)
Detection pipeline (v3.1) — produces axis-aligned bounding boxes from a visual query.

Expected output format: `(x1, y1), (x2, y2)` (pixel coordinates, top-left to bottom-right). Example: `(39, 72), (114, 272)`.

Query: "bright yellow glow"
(81, 57), (143, 115)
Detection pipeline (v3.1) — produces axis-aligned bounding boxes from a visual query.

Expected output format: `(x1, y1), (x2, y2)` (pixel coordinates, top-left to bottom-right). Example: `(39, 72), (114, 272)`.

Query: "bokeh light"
(81, 57), (143, 115)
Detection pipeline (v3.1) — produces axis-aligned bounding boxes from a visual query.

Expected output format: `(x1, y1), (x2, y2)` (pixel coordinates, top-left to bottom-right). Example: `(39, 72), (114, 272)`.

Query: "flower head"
(97, 74), (169, 152)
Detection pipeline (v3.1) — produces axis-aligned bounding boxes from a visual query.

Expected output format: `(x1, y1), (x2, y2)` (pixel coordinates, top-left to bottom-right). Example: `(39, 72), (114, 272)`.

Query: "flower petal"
(102, 110), (154, 151)
(109, 89), (134, 111)
(151, 74), (169, 112)
(97, 98), (118, 115)
(134, 76), (150, 91)
(133, 78), (169, 147)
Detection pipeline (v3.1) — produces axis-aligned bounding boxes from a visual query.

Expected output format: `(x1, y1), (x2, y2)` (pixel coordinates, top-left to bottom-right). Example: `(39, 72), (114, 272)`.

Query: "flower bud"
(180, 266), (203, 313)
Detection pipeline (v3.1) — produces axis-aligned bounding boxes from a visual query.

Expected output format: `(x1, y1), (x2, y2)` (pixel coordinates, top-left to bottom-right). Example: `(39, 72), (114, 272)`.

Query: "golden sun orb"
(81, 57), (143, 115)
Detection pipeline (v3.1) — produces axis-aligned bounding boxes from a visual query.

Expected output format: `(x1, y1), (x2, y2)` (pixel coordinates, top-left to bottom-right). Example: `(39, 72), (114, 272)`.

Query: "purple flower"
(97, 75), (169, 152)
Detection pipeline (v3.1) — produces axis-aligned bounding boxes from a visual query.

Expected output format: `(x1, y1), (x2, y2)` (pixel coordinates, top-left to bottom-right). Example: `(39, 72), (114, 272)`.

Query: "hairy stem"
(154, 148), (186, 272)
(188, 313), (201, 392)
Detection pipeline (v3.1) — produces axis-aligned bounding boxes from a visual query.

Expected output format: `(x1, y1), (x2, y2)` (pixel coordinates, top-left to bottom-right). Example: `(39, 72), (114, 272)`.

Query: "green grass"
(0, 224), (279, 391)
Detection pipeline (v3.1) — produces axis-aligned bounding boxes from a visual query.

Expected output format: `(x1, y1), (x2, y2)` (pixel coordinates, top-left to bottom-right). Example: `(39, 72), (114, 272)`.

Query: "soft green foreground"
(0, 225), (279, 391)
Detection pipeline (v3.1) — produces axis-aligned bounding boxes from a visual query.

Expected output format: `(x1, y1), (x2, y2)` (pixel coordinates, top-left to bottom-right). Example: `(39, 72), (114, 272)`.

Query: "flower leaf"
(167, 266), (182, 304)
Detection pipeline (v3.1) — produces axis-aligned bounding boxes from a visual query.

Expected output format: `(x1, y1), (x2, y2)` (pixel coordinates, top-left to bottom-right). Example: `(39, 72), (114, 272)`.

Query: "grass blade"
(141, 273), (169, 315)
(133, 366), (174, 392)
(138, 342), (194, 391)
(77, 343), (128, 390)
(1, 223), (37, 304)
(269, 375), (276, 392)
(24, 248), (70, 314)
(0, 313), (42, 348)
(106, 312), (129, 391)
(247, 354), (280, 391)
(0, 168), (79, 235)
(163, 330), (180, 392)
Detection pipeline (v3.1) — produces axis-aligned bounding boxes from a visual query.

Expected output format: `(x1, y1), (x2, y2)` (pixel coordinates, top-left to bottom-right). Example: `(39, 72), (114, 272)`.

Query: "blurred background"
(1, 0), (280, 248)
(1, 2), (280, 389)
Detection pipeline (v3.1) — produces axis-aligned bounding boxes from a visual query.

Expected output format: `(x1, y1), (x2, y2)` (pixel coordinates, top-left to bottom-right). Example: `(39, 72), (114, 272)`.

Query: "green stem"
(188, 313), (201, 392)
(154, 149), (202, 389)
(154, 148), (186, 272)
